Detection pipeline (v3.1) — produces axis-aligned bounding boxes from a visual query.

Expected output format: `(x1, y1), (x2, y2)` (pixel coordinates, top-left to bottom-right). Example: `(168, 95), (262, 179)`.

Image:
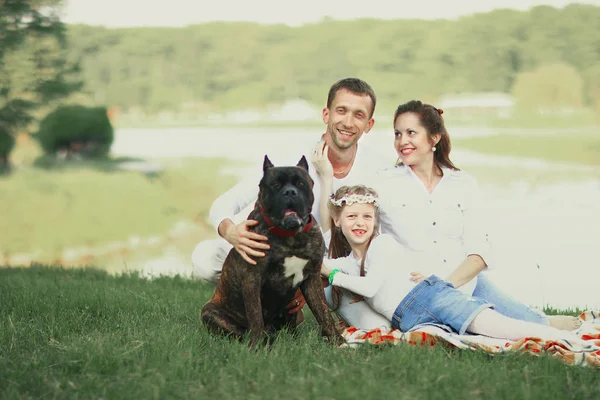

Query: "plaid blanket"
(340, 310), (600, 368)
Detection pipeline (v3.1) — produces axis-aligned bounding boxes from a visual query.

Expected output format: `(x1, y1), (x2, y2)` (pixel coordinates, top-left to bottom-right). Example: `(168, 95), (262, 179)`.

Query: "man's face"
(322, 89), (375, 150)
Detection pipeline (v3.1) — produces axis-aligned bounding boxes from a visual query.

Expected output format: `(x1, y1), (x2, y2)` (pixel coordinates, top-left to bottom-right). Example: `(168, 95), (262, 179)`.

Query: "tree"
(0, 126), (16, 174)
(511, 62), (584, 113)
(583, 64), (600, 120)
(35, 105), (114, 158)
(0, 0), (81, 161)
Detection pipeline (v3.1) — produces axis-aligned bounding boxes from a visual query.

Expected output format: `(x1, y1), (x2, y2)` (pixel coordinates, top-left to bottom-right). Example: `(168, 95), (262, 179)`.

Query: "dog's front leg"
(241, 274), (265, 347)
(300, 272), (344, 344)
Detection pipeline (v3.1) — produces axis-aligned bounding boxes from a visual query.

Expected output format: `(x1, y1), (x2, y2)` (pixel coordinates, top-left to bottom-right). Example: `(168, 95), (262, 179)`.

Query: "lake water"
(112, 127), (600, 310)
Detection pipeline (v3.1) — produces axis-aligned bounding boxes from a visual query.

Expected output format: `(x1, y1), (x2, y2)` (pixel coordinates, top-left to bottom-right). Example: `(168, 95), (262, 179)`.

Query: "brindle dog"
(201, 155), (343, 346)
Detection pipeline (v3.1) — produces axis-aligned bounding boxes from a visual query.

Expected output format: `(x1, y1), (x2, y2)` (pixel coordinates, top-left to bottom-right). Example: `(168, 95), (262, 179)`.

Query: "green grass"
(0, 157), (237, 259)
(1, 266), (599, 400)
(454, 131), (600, 166)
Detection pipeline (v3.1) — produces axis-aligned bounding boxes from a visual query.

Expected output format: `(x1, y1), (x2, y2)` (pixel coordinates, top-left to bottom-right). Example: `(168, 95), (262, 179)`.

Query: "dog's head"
(258, 155), (314, 231)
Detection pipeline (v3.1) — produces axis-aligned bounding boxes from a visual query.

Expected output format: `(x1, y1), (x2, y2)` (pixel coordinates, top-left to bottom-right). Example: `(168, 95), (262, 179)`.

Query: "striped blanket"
(340, 310), (600, 368)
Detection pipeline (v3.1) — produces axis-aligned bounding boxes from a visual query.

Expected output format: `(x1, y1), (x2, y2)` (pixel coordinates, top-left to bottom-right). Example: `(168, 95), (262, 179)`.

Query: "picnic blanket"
(341, 310), (600, 368)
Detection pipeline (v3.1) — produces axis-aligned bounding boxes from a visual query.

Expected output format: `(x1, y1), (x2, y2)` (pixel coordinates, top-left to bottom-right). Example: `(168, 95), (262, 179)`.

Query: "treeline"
(60, 4), (600, 114)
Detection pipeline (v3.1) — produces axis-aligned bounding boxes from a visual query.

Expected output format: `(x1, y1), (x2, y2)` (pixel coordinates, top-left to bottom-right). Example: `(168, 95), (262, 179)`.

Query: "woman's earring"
(432, 146), (437, 152)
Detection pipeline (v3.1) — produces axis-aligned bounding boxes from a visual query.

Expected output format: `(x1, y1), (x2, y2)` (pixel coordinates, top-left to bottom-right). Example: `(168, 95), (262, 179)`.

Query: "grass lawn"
(454, 131), (600, 166)
(1, 266), (599, 400)
(0, 157), (237, 260)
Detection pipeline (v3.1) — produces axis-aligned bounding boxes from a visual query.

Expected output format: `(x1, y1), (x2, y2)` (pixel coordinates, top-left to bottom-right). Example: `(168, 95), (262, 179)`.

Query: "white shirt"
(208, 137), (392, 232)
(372, 165), (494, 295)
(323, 234), (414, 321)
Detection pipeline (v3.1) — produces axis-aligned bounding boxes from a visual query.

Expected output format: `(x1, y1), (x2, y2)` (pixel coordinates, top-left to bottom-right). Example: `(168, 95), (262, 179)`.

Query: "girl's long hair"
(327, 185), (380, 310)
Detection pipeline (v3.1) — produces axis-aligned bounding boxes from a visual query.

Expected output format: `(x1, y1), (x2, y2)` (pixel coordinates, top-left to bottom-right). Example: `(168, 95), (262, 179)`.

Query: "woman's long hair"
(327, 185), (380, 310)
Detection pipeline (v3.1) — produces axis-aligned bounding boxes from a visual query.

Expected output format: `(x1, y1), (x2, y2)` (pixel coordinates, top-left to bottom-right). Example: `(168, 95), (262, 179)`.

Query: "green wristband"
(328, 269), (340, 285)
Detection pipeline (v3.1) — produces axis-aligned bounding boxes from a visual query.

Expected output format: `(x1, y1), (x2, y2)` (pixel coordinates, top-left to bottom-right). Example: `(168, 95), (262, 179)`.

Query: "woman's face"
(393, 112), (439, 168)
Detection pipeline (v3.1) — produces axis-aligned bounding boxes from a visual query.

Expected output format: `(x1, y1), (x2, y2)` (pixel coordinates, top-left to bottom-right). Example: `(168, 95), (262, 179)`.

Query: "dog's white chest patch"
(283, 256), (308, 287)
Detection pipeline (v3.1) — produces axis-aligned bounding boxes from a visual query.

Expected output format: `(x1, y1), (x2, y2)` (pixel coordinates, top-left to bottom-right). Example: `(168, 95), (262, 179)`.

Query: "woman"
(312, 100), (579, 331)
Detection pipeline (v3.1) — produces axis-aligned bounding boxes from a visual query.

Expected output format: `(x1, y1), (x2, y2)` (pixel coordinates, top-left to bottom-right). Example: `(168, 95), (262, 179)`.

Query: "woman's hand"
(286, 288), (306, 314)
(410, 272), (426, 284)
(311, 140), (334, 180)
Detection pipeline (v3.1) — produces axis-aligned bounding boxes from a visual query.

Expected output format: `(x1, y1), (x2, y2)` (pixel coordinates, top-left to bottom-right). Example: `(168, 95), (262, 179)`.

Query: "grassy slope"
(1, 266), (599, 400)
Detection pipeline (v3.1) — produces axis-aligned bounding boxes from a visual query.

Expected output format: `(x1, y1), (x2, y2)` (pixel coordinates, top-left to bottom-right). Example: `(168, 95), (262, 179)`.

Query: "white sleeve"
(208, 174), (261, 233)
(332, 235), (403, 298)
(323, 256), (359, 276)
(461, 176), (495, 269)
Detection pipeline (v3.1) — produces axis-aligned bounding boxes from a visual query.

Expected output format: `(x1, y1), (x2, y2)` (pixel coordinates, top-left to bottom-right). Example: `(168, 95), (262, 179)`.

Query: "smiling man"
(192, 77), (391, 327)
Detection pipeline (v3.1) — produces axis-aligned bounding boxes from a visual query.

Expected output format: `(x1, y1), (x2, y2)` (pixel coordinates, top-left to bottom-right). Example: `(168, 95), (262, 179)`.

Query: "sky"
(61, 0), (600, 27)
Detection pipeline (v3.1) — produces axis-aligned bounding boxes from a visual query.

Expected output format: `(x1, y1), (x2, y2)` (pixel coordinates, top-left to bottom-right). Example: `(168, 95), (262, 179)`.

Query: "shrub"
(35, 105), (114, 158)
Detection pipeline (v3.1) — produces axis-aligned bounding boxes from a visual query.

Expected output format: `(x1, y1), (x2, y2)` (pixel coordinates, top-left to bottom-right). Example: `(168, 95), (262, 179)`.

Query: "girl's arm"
(329, 235), (402, 298)
(310, 141), (334, 232)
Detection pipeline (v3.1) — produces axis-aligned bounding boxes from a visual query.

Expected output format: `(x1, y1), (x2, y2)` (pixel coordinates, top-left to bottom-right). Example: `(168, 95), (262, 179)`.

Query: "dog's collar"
(259, 205), (314, 237)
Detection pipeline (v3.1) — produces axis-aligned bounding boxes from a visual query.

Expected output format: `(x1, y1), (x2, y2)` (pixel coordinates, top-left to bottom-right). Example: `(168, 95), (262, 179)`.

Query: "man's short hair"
(326, 78), (377, 118)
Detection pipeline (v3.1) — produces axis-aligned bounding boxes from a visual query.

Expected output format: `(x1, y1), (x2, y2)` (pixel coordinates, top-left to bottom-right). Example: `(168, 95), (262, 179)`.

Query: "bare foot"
(548, 315), (582, 331)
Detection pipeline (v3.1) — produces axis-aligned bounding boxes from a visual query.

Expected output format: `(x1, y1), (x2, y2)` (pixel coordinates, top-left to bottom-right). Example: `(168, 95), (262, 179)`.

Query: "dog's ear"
(263, 155), (274, 172)
(296, 155), (309, 172)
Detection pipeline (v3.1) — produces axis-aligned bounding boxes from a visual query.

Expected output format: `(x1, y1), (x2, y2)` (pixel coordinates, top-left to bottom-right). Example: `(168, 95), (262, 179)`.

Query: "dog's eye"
(297, 181), (305, 187)
(271, 181), (281, 189)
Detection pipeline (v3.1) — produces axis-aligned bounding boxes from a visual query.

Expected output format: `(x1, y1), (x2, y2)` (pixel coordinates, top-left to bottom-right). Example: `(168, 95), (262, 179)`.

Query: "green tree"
(35, 105), (114, 158)
(0, 0), (81, 151)
(583, 64), (600, 120)
(511, 62), (584, 113)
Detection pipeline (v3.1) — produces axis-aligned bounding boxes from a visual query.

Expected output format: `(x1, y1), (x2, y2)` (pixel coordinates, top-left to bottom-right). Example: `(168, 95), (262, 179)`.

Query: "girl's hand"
(410, 272), (426, 284)
(311, 140), (334, 180)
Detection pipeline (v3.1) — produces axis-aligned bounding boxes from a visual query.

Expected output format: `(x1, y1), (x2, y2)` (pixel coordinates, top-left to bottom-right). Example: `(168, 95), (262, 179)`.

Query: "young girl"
(320, 185), (581, 341)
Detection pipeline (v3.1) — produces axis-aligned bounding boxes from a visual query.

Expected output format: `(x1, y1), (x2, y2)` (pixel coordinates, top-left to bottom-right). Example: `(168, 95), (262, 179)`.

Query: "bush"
(35, 105), (114, 158)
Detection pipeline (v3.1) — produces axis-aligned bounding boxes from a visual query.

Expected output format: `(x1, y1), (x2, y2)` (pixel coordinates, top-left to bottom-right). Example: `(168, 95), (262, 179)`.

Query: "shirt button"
(443, 259), (447, 263)
(433, 222), (436, 226)
(433, 240), (437, 244)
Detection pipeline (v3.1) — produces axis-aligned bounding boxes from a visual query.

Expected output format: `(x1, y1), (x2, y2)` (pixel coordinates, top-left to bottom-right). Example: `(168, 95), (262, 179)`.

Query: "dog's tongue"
(284, 210), (298, 217)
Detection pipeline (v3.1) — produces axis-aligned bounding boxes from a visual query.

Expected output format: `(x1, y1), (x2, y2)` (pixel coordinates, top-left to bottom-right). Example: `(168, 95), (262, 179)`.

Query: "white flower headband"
(328, 193), (380, 208)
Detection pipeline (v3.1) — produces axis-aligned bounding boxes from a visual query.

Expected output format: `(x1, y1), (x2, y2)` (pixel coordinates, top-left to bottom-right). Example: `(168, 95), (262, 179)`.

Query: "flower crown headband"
(328, 193), (380, 208)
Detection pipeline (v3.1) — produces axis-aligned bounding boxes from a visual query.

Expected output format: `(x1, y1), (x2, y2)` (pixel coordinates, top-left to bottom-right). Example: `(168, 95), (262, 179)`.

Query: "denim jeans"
(472, 273), (549, 325)
(392, 275), (492, 335)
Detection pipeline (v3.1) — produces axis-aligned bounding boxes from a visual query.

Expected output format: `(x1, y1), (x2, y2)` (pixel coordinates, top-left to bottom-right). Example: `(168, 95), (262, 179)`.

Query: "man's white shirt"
(208, 136), (393, 232)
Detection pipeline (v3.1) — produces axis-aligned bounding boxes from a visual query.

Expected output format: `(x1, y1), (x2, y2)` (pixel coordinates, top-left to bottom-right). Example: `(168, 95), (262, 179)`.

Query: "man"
(192, 77), (390, 327)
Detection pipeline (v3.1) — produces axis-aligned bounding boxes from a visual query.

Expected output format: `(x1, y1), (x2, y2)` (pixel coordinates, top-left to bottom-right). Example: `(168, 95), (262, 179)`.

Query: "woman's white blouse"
(372, 165), (494, 295)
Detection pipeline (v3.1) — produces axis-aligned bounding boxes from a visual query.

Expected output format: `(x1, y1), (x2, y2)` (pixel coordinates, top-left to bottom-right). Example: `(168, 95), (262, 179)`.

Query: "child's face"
(335, 203), (376, 248)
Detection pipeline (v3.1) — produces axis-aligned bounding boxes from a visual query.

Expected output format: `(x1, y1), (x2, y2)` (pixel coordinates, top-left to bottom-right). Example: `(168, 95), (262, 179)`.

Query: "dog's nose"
(282, 186), (298, 197)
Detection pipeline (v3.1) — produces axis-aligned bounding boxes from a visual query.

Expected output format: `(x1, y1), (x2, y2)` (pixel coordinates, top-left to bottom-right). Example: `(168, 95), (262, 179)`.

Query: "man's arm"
(310, 141), (334, 232)
(208, 173), (270, 265)
(217, 217), (270, 265)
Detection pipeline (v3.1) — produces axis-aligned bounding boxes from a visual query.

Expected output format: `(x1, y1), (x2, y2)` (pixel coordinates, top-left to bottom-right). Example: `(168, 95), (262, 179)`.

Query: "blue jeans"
(472, 273), (549, 325)
(392, 275), (492, 335)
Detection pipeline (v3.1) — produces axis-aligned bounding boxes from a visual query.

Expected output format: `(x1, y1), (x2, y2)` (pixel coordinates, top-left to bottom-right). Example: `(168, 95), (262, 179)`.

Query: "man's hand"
(219, 219), (270, 265)
(286, 288), (306, 314)
(311, 140), (334, 180)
